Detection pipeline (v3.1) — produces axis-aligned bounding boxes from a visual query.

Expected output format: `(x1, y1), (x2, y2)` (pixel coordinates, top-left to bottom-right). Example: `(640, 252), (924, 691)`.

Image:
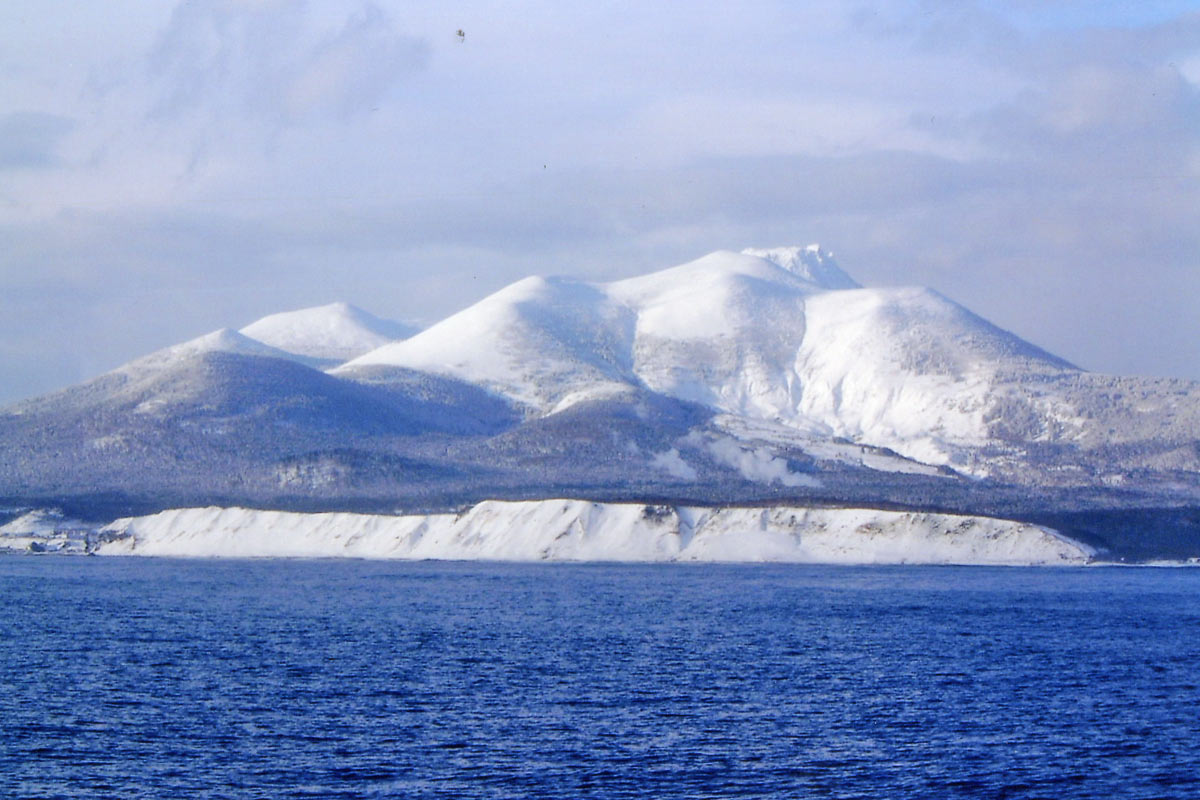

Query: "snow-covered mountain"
(338, 246), (1198, 480)
(340, 247), (853, 412)
(2, 246), (1198, 560)
(240, 302), (415, 364)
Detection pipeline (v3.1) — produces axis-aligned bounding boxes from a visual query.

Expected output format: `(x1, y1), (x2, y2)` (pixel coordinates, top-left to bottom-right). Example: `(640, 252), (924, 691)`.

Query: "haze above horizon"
(2, 1), (1198, 404)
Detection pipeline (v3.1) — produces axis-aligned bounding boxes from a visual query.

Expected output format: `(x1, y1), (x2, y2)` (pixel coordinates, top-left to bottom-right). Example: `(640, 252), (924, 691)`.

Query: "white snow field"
(98, 501), (1093, 565)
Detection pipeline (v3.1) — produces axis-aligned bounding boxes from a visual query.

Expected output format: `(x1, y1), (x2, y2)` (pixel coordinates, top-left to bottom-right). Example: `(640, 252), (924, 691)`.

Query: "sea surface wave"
(2, 559), (1198, 799)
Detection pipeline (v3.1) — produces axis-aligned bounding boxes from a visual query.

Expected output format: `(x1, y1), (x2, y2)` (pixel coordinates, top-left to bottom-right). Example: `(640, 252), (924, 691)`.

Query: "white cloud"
(147, 1), (427, 123)
(703, 436), (818, 488)
(1181, 52), (1200, 85)
(0, 1), (429, 223)
(620, 95), (985, 163)
(0, 113), (75, 168)
(650, 449), (698, 481)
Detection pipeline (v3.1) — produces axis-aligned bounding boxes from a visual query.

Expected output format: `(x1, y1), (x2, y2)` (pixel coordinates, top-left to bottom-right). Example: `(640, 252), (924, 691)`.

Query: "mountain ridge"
(2, 245), (1198, 560)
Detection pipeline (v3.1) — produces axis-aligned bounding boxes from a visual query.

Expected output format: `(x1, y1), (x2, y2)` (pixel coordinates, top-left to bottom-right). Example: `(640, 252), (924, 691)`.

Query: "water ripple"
(2, 560), (1199, 799)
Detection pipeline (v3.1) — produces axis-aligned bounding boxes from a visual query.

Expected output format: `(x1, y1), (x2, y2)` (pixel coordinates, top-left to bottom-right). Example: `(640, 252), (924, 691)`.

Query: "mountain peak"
(181, 328), (279, 356)
(741, 245), (860, 290)
(124, 327), (299, 371)
(240, 303), (416, 363)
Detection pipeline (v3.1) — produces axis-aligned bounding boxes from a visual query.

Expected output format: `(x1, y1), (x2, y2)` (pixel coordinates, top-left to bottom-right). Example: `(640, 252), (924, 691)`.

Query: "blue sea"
(2, 559), (1199, 799)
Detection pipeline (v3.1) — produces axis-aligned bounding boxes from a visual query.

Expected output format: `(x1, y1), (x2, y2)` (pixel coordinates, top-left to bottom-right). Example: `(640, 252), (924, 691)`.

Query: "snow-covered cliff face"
(97, 501), (1092, 565)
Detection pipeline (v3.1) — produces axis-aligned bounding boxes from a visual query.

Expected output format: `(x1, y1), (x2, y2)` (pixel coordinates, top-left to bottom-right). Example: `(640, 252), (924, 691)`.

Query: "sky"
(2, 1), (1198, 404)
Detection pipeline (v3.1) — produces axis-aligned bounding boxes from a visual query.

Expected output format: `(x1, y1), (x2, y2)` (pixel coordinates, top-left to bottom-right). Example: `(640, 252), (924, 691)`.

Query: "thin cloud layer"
(0, 1), (1198, 403)
(147, 0), (428, 123)
(0, 112), (75, 168)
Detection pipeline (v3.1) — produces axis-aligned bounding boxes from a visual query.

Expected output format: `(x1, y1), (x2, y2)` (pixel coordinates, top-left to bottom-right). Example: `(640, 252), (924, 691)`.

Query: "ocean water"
(2, 559), (1198, 799)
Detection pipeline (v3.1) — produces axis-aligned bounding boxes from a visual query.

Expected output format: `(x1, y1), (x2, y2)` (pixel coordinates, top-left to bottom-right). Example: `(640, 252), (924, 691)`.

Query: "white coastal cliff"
(97, 500), (1093, 565)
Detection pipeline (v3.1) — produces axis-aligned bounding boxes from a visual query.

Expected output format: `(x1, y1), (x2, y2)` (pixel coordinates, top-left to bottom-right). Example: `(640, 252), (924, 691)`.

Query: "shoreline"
(3, 500), (1094, 566)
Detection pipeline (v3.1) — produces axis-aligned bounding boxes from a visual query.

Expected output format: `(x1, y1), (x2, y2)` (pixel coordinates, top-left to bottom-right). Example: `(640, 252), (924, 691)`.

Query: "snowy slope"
(339, 276), (639, 411)
(101, 328), (317, 415)
(0, 327), (321, 419)
(792, 287), (1076, 466)
(143, 327), (299, 365)
(337, 246), (1094, 470)
(0, 321), (488, 456)
(240, 302), (414, 363)
(339, 247), (850, 412)
(0, 326), (304, 424)
(97, 500), (1092, 565)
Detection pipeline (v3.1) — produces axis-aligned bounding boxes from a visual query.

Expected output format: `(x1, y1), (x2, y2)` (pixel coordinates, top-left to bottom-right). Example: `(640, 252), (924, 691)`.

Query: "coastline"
(0, 500), (1096, 565)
